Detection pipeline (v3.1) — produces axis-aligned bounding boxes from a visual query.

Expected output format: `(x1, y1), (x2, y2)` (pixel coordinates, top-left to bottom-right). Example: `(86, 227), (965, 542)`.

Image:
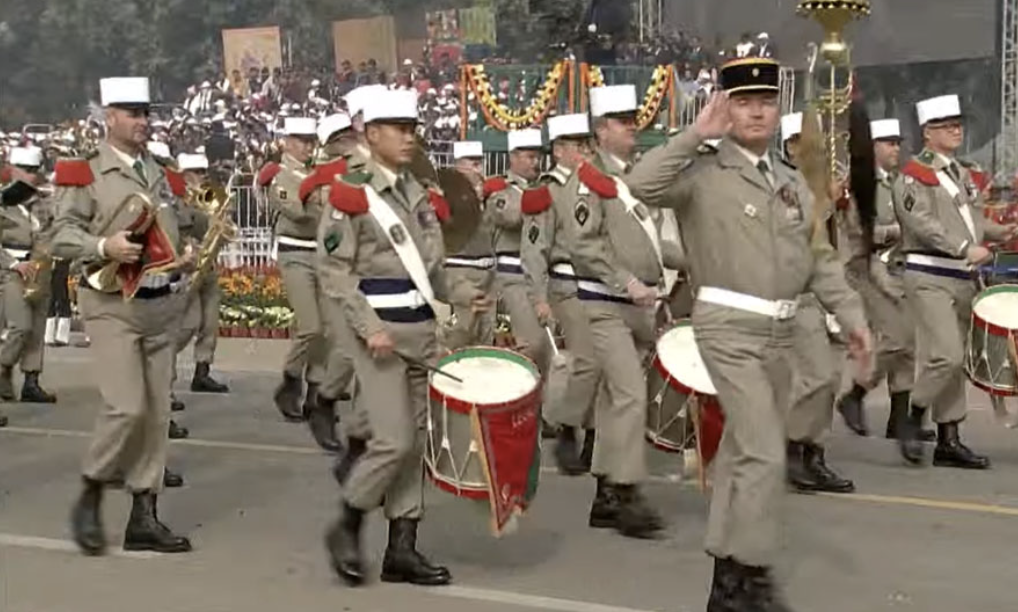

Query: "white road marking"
(0, 533), (162, 559)
(418, 585), (666, 612)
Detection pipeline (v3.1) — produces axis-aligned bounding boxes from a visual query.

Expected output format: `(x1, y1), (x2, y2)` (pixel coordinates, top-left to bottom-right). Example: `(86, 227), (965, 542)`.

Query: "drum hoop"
(430, 346), (542, 415)
(973, 285), (1018, 338)
(425, 465), (489, 500)
(966, 372), (1018, 397)
(653, 320), (718, 397)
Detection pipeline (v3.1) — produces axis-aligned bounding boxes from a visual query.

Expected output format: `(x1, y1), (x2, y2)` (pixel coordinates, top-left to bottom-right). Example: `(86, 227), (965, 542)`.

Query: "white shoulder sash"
(935, 170), (976, 240)
(610, 176), (663, 271)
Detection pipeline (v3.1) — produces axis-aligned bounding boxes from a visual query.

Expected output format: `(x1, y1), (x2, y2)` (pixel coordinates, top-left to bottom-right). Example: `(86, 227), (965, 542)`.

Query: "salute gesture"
(692, 93), (731, 140)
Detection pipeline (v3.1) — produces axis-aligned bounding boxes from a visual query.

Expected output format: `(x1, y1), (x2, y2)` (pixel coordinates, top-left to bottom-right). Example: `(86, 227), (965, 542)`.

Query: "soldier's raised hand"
(692, 92), (731, 140)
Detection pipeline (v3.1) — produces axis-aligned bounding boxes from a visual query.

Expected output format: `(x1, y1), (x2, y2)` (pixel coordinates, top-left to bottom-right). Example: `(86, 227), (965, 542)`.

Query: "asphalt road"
(1, 339), (1017, 612)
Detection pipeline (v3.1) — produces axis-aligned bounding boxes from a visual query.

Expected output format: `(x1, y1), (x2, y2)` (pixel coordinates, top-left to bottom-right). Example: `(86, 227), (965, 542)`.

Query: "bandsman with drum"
(626, 59), (870, 608)
(894, 94), (1018, 468)
(319, 89), (488, 587)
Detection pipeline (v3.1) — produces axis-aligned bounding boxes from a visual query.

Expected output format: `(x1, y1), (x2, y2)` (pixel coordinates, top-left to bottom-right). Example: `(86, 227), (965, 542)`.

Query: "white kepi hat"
(346, 84), (389, 118)
(916, 95), (962, 126)
(146, 141), (171, 160)
(589, 85), (638, 118)
(870, 119), (902, 141)
(100, 77), (151, 107)
(548, 114), (591, 142)
(9, 147), (43, 167)
(363, 90), (419, 124)
(177, 153), (209, 171)
(508, 129), (543, 151)
(318, 113), (352, 145)
(453, 141), (483, 159)
(781, 112), (803, 143)
(284, 117), (318, 137)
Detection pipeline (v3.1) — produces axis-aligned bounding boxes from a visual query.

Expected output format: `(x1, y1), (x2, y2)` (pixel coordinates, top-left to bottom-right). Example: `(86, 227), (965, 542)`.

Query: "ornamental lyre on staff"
(797, 0), (877, 254)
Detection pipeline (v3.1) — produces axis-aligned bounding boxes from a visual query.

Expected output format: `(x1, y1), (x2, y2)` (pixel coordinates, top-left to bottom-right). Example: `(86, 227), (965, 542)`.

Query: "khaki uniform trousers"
(846, 265), (915, 393)
(548, 280), (600, 429)
(906, 270), (976, 423)
(320, 295), (366, 438)
(79, 287), (175, 493)
(278, 251), (327, 384)
(496, 275), (550, 373)
(787, 300), (841, 444)
(171, 274), (220, 383)
(0, 273), (48, 372)
(696, 308), (796, 567)
(343, 319), (437, 519)
(443, 267), (496, 350)
(583, 300), (656, 485)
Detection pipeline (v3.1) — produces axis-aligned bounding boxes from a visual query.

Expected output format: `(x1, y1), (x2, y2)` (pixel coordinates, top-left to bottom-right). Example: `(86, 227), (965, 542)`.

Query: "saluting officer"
(0, 146), (57, 404)
(520, 114), (601, 477)
(319, 89), (488, 587)
(837, 119), (921, 439)
(626, 59), (870, 609)
(260, 117), (328, 422)
(894, 95), (1017, 468)
(53, 77), (193, 555)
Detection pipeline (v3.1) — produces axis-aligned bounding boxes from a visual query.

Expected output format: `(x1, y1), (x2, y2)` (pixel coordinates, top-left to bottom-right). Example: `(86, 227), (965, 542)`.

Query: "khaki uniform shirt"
(489, 171), (530, 257)
(0, 193), (55, 269)
(268, 153), (316, 240)
(521, 166), (579, 304)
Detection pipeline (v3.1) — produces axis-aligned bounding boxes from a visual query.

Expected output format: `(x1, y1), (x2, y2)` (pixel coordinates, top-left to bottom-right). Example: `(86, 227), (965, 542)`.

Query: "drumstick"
(395, 351), (464, 383)
(544, 326), (560, 357)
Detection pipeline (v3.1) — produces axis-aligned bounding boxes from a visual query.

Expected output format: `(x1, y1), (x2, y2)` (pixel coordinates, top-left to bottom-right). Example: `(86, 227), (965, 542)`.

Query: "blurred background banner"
(221, 27), (283, 76)
(332, 16), (398, 75)
(459, 7), (497, 46)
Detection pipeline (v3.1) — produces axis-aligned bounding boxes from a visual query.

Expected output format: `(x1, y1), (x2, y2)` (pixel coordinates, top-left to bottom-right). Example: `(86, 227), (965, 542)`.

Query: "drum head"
(656, 322), (717, 396)
(431, 347), (540, 407)
(973, 284), (1018, 330)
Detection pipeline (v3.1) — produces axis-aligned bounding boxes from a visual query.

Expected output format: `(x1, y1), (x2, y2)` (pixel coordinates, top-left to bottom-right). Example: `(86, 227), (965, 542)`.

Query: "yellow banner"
(221, 27), (282, 76)
(332, 17), (398, 75)
(459, 7), (496, 46)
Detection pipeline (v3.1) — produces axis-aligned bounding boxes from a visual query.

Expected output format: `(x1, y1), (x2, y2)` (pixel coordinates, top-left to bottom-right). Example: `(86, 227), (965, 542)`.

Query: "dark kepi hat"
(719, 58), (780, 95)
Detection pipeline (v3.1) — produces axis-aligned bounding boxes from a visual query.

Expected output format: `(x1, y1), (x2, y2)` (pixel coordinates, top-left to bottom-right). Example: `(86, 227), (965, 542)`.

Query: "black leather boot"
(588, 475), (619, 529)
(933, 421), (991, 470)
(380, 518), (452, 586)
(555, 426), (585, 476)
(0, 365), (15, 400)
(897, 405), (926, 465)
(887, 392), (935, 441)
(801, 444), (855, 493)
(786, 441), (813, 491)
(578, 429), (595, 472)
(0, 412), (7, 428)
(742, 562), (795, 612)
(333, 437), (367, 485)
(123, 491), (192, 553)
(302, 383), (320, 420)
(541, 418), (558, 439)
(168, 419), (189, 440)
(191, 362), (229, 393)
(707, 557), (749, 612)
(20, 371), (56, 403)
(163, 468), (184, 488)
(308, 394), (342, 453)
(170, 394), (185, 412)
(71, 477), (106, 556)
(836, 384), (868, 436)
(614, 483), (664, 539)
(325, 502), (366, 586)
(274, 373), (304, 422)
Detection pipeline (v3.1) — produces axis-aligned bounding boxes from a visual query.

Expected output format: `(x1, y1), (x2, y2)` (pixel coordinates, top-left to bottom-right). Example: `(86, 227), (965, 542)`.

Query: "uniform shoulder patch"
(427, 189), (451, 222)
(577, 162), (618, 199)
(342, 170), (373, 186)
(323, 230), (342, 254)
(54, 159), (95, 187)
(257, 162), (282, 187)
(902, 160), (939, 186)
(483, 176), (509, 200)
(163, 168), (186, 197)
(328, 181), (370, 215)
(299, 158), (349, 203)
(521, 185), (553, 215)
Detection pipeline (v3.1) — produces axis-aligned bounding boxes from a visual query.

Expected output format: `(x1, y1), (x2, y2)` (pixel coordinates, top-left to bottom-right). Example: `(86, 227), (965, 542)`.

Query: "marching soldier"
(319, 89), (487, 587)
(626, 59), (870, 608)
(443, 141), (497, 349)
(489, 129), (550, 371)
(54, 77), (193, 555)
(260, 117), (328, 423)
(0, 146), (57, 404)
(894, 94), (1017, 468)
(569, 84), (690, 538)
(300, 113), (357, 452)
(521, 114), (601, 477)
(836, 119), (923, 440)
(779, 113), (855, 494)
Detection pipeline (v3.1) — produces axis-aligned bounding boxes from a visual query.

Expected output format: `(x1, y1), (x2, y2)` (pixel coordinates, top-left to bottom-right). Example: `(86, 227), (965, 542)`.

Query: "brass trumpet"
(188, 183), (238, 294)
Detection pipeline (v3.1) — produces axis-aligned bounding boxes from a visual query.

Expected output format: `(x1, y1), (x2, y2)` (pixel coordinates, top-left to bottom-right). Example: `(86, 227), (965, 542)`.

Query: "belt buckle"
(775, 300), (797, 320)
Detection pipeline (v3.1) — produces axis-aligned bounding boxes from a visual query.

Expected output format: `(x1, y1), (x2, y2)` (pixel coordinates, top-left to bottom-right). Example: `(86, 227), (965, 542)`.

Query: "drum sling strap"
(609, 175), (664, 273)
(936, 168), (977, 241)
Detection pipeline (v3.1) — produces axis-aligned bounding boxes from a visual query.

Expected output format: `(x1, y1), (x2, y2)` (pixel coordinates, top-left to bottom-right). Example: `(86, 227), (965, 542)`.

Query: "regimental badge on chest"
(528, 224), (540, 244)
(778, 184), (803, 224)
(390, 225), (407, 245)
(575, 199), (590, 226)
(417, 208), (437, 228)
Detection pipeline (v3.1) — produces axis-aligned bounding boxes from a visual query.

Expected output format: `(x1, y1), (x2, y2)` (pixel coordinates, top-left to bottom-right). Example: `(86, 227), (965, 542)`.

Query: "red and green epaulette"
(299, 158), (349, 203)
(257, 162), (282, 188)
(577, 162), (618, 198)
(54, 158), (95, 187)
(521, 185), (552, 215)
(163, 168), (186, 197)
(482, 176), (508, 200)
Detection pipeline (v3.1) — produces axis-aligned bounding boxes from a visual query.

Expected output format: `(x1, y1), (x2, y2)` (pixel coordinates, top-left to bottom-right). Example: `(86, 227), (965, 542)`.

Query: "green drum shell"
(966, 285), (1018, 397)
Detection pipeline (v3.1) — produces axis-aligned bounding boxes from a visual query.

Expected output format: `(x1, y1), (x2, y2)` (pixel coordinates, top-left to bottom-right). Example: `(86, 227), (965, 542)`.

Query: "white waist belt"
(276, 236), (317, 249)
(905, 253), (971, 272)
(697, 286), (798, 320)
(139, 274), (172, 290)
(364, 290), (428, 310)
(4, 248), (29, 259)
(577, 279), (627, 299)
(496, 255), (522, 267)
(550, 262), (577, 278)
(445, 256), (496, 270)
